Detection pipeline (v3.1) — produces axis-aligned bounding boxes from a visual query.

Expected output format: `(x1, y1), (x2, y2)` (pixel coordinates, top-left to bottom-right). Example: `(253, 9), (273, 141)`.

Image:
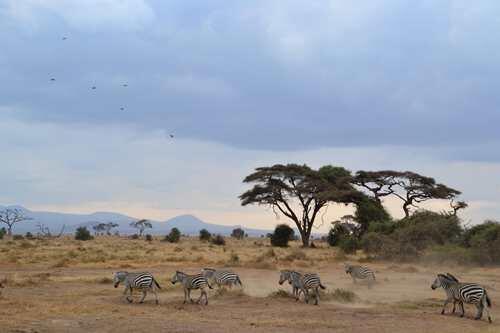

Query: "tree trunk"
(402, 203), (410, 218)
(300, 226), (311, 247)
(7, 226), (12, 236)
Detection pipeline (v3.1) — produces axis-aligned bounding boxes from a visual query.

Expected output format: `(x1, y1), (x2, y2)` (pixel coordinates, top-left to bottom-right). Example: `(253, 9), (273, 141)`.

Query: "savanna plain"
(0, 236), (499, 333)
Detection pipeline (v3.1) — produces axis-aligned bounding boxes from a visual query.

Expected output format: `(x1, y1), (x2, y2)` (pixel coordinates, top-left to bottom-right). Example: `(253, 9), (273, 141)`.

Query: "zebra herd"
(111, 263), (493, 323)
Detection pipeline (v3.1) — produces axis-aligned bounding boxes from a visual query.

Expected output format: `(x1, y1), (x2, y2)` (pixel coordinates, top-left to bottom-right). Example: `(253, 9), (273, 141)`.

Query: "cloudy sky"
(1, 0), (499, 231)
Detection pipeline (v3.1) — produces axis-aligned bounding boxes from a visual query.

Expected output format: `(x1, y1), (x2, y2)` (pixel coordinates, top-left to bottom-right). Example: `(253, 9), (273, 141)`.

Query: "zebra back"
(345, 263), (375, 280)
(173, 271), (211, 290)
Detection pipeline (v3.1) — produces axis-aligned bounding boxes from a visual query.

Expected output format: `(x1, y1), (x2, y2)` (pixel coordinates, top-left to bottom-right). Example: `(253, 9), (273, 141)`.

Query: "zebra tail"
(486, 292), (492, 308)
(237, 277), (243, 287)
(319, 283), (326, 290)
(208, 281), (213, 289)
(153, 278), (162, 290)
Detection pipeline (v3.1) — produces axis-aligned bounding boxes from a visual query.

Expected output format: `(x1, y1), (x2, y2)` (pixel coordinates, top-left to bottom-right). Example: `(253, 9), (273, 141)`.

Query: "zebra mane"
(446, 273), (459, 283)
(203, 268), (216, 272)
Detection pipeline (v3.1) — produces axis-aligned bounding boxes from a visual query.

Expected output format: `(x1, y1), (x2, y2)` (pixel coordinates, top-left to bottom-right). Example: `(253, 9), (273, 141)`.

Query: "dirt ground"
(0, 237), (499, 332)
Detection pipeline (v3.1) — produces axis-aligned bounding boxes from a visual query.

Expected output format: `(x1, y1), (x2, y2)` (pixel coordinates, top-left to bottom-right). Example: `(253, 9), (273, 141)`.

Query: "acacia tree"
(355, 170), (461, 217)
(0, 208), (32, 236)
(93, 222), (119, 236)
(239, 164), (363, 247)
(129, 219), (152, 237)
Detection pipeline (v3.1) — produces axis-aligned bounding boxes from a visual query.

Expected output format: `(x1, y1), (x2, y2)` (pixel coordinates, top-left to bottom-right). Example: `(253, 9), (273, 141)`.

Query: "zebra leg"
(475, 303), (484, 320)
(452, 300), (456, 314)
(124, 286), (133, 303)
(304, 289), (309, 304)
(441, 299), (450, 315)
(139, 290), (147, 303)
(153, 289), (159, 305)
(183, 288), (188, 304)
(460, 301), (465, 318)
(188, 289), (195, 303)
(314, 287), (319, 306)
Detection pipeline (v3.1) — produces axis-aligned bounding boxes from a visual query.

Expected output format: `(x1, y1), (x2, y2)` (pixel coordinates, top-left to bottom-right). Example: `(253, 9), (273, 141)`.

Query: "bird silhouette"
(62, 37), (67, 40)
(169, 134), (174, 138)
(50, 78), (56, 82)
(120, 107), (125, 111)
(122, 84), (128, 87)
(91, 86), (96, 90)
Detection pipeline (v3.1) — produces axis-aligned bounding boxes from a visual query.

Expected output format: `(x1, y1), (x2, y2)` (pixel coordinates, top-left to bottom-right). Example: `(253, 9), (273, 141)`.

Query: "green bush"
(163, 228), (181, 243)
(130, 234), (139, 240)
(0, 227), (5, 239)
(211, 234), (226, 246)
(145, 234), (153, 242)
(326, 224), (349, 247)
(367, 220), (396, 235)
(75, 227), (93, 241)
(338, 236), (358, 254)
(25, 232), (34, 239)
(462, 221), (500, 264)
(199, 229), (211, 242)
(270, 224), (294, 247)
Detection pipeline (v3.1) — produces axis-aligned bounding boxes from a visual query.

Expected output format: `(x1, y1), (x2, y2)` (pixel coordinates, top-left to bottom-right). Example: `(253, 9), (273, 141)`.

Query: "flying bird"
(120, 107), (125, 111)
(122, 84), (128, 87)
(91, 86), (96, 90)
(50, 78), (56, 82)
(169, 134), (174, 138)
(62, 37), (67, 40)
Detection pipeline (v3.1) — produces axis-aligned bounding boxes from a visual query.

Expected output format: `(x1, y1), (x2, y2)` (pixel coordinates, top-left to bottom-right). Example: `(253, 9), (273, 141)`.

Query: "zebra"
(0, 279), (4, 297)
(344, 263), (376, 287)
(278, 270), (326, 305)
(431, 273), (492, 323)
(171, 271), (213, 305)
(201, 268), (243, 288)
(113, 271), (161, 304)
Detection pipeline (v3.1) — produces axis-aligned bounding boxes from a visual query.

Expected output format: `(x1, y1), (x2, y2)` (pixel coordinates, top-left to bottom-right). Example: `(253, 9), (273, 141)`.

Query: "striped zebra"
(431, 273), (492, 323)
(113, 271), (161, 304)
(278, 270), (326, 305)
(201, 268), (243, 288)
(171, 271), (213, 305)
(344, 263), (376, 287)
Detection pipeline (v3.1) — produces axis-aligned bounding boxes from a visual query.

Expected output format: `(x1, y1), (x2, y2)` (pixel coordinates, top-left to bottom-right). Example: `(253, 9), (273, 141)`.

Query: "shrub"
(284, 249), (307, 261)
(327, 224), (350, 247)
(211, 234), (226, 246)
(12, 235), (24, 240)
(338, 236), (358, 254)
(163, 228), (181, 243)
(25, 232), (34, 239)
(462, 221), (500, 264)
(321, 288), (358, 303)
(75, 227), (93, 241)
(0, 228), (5, 239)
(231, 228), (246, 240)
(229, 251), (240, 265)
(145, 234), (153, 242)
(199, 229), (212, 242)
(270, 224), (294, 247)
(130, 234), (139, 240)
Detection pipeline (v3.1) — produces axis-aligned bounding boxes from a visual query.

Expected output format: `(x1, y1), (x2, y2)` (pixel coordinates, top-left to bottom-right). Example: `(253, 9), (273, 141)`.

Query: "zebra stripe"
(171, 271), (212, 305)
(344, 263), (375, 287)
(113, 271), (161, 304)
(278, 270), (325, 305)
(431, 273), (492, 323)
(201, 268), (242, 288)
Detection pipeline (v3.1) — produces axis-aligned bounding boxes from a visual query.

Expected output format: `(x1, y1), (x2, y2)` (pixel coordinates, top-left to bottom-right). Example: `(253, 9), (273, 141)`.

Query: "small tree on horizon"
(129, 219), (152, 237)
(0, 208), (33, 236)
(270, 224), (294, 247)
(199, 229), (211, 241)
(231, 227), (246, 240)
(75, 227), (93, 241)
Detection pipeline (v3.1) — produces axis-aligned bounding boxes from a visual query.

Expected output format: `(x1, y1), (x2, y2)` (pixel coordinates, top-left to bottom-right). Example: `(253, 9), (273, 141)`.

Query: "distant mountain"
(0, 205), (271, 237)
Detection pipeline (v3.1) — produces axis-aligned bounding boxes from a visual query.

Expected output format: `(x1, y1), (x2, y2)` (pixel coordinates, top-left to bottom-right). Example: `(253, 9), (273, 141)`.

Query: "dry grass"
(1, 236), (500, 332)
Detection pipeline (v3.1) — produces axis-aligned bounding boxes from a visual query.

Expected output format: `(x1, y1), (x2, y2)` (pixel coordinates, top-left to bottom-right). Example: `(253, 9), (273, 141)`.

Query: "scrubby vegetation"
(75, 227), (93, 241)
(231, 227), (246, 240)
(199, 229), (211, 242)
(270, 224), (294, 247)
(211, 234), (226, 246)
(163, 228), (181, 243)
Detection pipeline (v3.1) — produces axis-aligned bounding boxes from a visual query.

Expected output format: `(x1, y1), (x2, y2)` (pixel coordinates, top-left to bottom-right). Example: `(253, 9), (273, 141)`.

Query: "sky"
(1, 0), (500, 232)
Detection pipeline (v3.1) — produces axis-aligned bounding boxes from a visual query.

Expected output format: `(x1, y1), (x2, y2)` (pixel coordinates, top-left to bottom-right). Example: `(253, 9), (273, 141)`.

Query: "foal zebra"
(201, 268), (243, 288)
(278, 270), (326, 305)
(431, 273), (492, 323)
(344, 263), (376, 287)
(171, 271), (213, 305)
(113, 271), (161, 304)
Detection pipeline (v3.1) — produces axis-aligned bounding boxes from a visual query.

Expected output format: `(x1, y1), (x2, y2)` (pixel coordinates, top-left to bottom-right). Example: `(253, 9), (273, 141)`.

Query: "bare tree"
(0, 208), (32, 236)
(36, 222), (66, 238)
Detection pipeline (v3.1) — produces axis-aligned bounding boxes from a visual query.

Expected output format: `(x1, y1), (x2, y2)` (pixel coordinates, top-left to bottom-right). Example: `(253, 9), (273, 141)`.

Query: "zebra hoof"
(488, 317), (492, 324)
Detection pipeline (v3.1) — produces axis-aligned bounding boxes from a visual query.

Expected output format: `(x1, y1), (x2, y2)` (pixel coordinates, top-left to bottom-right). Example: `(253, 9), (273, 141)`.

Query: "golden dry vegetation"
(0, 236), (499, 333)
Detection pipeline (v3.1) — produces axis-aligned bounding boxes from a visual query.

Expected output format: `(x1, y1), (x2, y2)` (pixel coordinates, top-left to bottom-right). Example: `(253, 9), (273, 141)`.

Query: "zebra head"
(171, 271), (185, 284)
(113, 272), (128, 288)
(431, 274), (453, 290)
(279, 270), (291, 285)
